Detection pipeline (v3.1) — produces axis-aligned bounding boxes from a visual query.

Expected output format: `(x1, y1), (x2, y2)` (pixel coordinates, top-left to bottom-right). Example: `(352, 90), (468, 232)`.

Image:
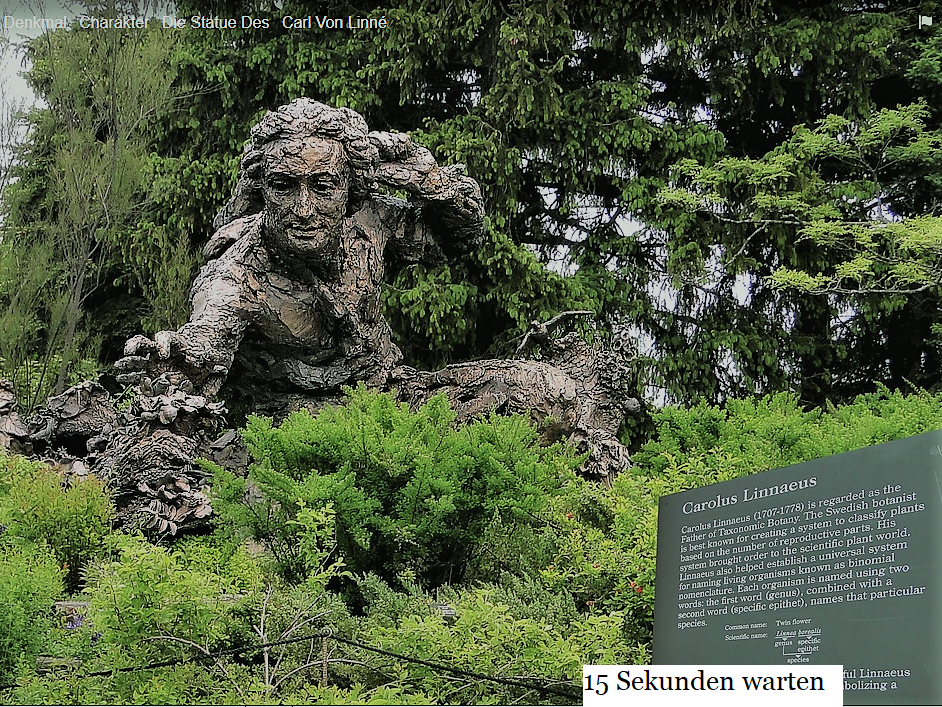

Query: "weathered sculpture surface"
(117, 101), (484, 405)
(0, 99), (637, 533)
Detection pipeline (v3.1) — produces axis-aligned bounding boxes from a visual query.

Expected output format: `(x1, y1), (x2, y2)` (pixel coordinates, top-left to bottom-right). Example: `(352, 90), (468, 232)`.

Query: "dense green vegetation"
(1, 386), (940, 704)
(2, 0), (942, 703)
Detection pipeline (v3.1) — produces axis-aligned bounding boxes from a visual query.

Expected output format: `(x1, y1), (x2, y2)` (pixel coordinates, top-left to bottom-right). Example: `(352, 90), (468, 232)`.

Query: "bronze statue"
(2, 99), (637, 534)
(116, 99), (484, 409)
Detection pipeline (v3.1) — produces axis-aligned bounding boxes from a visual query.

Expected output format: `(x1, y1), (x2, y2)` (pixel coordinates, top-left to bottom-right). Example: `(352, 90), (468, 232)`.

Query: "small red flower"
(565, 513), (574, 519)
(635, 586), (644, 594)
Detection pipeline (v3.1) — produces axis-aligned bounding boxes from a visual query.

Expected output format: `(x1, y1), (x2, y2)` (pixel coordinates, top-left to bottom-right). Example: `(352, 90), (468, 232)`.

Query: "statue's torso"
(198, 202), (410, 393)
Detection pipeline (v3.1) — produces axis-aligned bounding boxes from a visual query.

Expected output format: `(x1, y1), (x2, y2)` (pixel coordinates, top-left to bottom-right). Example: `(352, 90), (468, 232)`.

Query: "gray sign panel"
(653, 430), (942, 705)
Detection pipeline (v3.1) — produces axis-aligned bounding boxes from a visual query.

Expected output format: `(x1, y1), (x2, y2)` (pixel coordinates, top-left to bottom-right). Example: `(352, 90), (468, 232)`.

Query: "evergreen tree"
(0, 2), (189, 406)
(156, 0), (942, 402)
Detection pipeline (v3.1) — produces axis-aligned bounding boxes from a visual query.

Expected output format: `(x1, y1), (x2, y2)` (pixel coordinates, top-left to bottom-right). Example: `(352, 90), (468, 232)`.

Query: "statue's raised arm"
(369, 130), (484, 254)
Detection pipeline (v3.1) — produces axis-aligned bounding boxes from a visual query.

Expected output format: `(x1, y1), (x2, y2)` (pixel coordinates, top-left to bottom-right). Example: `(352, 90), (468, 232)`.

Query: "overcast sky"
(1, 2), (75, 108)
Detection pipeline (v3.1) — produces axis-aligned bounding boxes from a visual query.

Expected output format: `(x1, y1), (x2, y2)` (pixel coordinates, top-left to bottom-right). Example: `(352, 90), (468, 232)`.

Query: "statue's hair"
(213, 98), (378, 229)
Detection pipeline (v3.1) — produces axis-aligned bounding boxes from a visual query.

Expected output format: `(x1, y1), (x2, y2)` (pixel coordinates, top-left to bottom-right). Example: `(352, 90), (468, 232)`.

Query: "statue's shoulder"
(202, 213), (264, 261)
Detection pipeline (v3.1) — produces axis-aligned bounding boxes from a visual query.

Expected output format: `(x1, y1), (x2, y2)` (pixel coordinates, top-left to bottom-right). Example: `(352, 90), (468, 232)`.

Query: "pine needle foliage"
(207, 385), (582, 588)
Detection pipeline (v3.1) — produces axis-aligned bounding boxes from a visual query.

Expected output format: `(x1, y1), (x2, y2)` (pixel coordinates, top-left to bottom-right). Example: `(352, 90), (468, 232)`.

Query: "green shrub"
(230, 578), (356, 697)
(85, 535), (233, 662)
(8, 386), (934, 699)
(284, 684), (435, 705)
(207, 386), (581, 588)
(0, 453), (44, 497)
(171, 534), (267, 595)
(633, 386), (942, 474)
(6, 662), (245, 706)
(353, 582), (643, 705)
(597, 386), (942, 646)
(0, 452), (114, 592)
(504, 386), (942, 651)
(0, 543), (63, 677)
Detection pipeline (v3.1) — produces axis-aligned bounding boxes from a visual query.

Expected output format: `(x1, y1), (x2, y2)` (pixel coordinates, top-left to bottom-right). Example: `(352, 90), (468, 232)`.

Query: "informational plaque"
(653, 430), (942, 705)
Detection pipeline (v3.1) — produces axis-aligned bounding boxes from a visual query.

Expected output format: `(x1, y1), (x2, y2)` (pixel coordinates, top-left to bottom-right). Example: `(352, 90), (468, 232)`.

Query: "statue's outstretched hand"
(115, 332), (230, 386)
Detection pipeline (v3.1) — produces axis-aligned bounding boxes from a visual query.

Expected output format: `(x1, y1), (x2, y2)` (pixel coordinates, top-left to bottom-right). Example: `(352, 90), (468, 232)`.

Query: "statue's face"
(261, 137), (349, 261)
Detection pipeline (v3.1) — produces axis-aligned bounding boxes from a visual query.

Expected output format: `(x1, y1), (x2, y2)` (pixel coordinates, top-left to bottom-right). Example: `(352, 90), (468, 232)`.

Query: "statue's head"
(215, 99), (378, 260)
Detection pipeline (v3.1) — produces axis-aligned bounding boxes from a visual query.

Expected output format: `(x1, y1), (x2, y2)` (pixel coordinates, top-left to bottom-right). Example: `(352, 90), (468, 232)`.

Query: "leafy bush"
(85, 535), (233, 662)
(352, 581), (643, 705)
(232, 578), (357, 697)
(0, 452), (113, 592)
(471, 472), (655, 642)
(208, 386), (581, 588)
(497, 386), (942, 649)
(285, 683), (435, 705)
(6, 662), (245, 706)
(633, 386), (942, 474)
(598, 386), (942, 644)
(170, 534), (267, 595)
(6, 386), (940, 702)
(0, 453), (43, 497)
(0, 543), (63, 677)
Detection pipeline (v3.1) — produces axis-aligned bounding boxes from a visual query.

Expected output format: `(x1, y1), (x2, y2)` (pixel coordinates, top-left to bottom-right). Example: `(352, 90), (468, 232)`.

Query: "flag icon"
(919, 15), (933, 28)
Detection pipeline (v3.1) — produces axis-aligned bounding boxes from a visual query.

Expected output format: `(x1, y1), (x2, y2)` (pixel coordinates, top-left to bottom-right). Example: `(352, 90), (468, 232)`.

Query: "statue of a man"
(65, 98), (633, 533)
(0, 99), (633, 533)
(118, 99), (483, 405)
